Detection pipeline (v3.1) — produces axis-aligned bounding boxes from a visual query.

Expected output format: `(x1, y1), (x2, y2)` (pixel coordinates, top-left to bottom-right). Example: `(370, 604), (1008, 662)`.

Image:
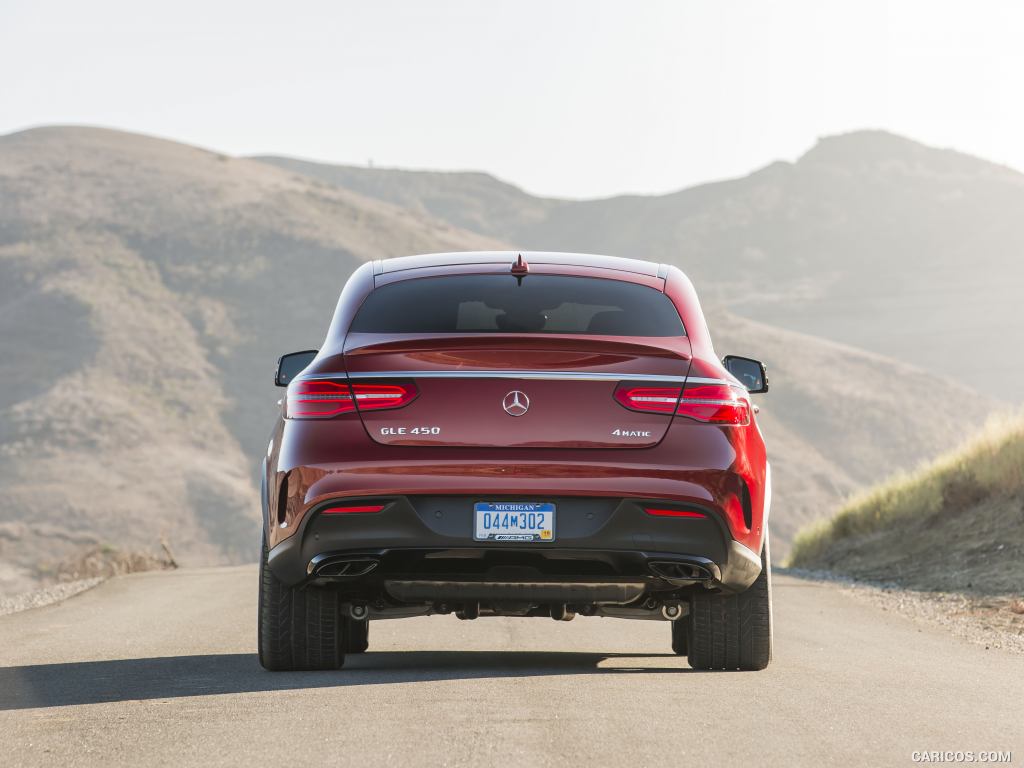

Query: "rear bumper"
(266, 495), (762, 595)
(270, 415), (768, 555)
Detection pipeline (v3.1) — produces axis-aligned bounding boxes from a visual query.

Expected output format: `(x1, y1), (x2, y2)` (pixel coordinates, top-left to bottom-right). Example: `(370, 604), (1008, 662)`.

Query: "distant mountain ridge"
(0, 125), (1000, 592)
(255, 160), (555, 239)
(258, 129), (1024, 402)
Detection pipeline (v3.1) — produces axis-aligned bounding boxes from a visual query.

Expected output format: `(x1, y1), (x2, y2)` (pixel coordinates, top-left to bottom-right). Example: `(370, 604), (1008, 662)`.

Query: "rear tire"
(343, 618), (369, 653)
(258, 534), (345, 671)
(670, 616), (688, 655)
(685, 532), (773, 671)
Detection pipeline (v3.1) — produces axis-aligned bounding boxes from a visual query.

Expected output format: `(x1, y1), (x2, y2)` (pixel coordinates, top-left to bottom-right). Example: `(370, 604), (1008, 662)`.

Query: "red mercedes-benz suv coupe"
(259, 251), (772, 671)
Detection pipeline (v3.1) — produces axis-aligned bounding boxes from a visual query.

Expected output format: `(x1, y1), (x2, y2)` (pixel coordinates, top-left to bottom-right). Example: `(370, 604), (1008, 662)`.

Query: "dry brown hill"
(0, 126), (998, 592)
(0, 126), (500, 593)
(789, 415), (1024, 595)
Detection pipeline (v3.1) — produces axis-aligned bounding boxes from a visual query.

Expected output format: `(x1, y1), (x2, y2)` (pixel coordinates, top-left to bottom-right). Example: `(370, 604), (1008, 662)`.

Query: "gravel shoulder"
(780, 567), (1024, 654)
(0, 578), (104, 617)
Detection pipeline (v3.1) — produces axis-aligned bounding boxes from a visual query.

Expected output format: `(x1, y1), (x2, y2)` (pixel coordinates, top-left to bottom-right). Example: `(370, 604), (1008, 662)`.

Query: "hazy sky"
(3, 0), (1023, 198)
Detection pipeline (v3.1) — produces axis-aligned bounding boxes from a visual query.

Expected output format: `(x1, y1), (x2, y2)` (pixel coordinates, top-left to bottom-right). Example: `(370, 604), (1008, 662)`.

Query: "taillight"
(351, 382), (418, 411)
(286, 380), (418, 419)
(287, 380), (355, 418)
(614, 381), (750, 426)
(675, 383), (750, 426)
(614, 386), (682, 413)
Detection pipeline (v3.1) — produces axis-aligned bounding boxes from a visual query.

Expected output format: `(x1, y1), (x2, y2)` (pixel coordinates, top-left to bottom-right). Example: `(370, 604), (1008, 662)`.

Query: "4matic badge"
(612, 428), (652, 437)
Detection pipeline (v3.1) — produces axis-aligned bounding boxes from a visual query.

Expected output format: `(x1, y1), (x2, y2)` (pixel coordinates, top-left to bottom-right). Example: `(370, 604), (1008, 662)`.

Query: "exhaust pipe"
(648, 560), (718, 583)
(348, 603), (369, 621)
(661, 603), (685, 621)
(551, 604), (575, 622)
(307, 555), (379, 578)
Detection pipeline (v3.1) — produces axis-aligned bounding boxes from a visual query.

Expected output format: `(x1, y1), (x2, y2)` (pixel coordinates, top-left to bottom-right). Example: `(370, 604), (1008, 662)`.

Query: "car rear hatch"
(342, 334), (692, 449)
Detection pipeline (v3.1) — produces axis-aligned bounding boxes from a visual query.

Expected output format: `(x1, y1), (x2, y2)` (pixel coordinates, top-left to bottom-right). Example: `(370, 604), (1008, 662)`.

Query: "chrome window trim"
(301, 370), (734, 386)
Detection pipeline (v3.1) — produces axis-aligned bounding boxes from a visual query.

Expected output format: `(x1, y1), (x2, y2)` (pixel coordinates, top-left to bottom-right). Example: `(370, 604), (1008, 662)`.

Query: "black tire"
(258, 535), (345, 671)
(343, 618), (369, 653)
(685, 532), (773, 671)
(670, 616), (688, 655)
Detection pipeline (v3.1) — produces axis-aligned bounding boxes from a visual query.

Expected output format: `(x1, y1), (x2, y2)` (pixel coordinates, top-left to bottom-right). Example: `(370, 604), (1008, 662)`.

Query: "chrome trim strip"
(685, 376), (735, 386)
(323, 370), (685, 383)
(302, 370), (734, 385)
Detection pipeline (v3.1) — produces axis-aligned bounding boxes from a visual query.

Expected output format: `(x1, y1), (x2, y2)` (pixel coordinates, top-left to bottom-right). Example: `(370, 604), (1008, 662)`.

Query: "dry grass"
(42, 540), (177, 582)
(787, 412), (1024, 594)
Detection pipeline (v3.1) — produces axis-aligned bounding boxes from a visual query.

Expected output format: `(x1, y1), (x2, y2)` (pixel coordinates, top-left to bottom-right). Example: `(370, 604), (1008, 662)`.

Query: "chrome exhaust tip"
(307, 555), (379, 578)
(550, 603), (576, 622)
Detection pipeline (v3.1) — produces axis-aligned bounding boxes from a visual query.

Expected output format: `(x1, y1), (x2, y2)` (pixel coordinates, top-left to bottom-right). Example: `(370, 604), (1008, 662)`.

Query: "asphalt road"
(1, 567), (1020, 767)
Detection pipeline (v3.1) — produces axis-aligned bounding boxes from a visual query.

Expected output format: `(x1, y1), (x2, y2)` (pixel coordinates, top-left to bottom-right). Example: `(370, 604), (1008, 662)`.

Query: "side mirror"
(275, 350), (318, 387)
(723, 355), (768, 393)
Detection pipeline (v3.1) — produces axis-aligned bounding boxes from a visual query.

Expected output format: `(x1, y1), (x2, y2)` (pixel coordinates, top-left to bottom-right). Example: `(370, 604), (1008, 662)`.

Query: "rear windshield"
(349, 275), (685, 336)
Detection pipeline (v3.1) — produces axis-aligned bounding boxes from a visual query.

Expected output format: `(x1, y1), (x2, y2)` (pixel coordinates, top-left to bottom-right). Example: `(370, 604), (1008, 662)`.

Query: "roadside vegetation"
(41, 540), (178, 582)
(788, 412), (1024, 595)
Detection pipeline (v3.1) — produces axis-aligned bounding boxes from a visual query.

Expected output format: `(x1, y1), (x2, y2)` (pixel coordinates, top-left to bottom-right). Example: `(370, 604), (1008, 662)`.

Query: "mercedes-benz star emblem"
(502, 390), (530, 417)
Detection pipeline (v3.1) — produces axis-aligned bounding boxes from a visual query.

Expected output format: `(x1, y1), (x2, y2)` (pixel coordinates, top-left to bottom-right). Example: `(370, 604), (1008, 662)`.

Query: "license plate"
(473, 502), (556, 542)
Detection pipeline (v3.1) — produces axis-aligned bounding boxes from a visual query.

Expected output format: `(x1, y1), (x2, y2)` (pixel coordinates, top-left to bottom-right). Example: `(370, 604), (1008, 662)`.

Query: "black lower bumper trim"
(267, 494), (761, 593)
(384, 580), (647, 604)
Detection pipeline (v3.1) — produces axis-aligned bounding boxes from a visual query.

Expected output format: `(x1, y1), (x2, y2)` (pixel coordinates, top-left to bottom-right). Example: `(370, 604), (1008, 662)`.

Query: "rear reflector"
(644, 507), (706, 518)
(614, 381), (750, 426)
(287, 380), (418, 419)
(322, 504), (385, 514)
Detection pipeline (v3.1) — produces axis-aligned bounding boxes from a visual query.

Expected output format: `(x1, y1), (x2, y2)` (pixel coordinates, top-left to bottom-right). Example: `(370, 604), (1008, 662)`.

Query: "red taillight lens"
(644, 507), (706, 518)
(613, 381), (750, 425)
(676, 383), (750, 426)
(286, 380), (418, 419)
(614, 386), (682, 413)
(351, 382), (418, 411)
(287, 380), (355, 418)
(322, 504), (385, 514)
